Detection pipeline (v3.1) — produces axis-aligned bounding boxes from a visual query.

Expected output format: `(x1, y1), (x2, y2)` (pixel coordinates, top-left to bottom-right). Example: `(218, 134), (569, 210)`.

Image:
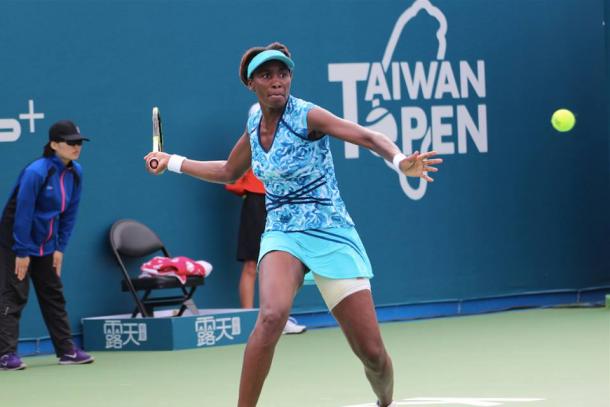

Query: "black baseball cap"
(49, 120), (90, 142)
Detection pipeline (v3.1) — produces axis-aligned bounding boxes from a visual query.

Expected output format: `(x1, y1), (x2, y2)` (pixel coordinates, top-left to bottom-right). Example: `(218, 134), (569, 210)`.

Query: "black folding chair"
(109, 219), (204, 318)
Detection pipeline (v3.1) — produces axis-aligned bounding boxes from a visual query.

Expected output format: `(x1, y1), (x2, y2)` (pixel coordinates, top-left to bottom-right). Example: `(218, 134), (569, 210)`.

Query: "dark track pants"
(0, 245), (74, 357)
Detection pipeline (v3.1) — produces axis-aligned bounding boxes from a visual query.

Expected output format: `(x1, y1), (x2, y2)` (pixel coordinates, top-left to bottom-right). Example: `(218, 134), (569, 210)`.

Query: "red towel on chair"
(140, 256), (213, 284)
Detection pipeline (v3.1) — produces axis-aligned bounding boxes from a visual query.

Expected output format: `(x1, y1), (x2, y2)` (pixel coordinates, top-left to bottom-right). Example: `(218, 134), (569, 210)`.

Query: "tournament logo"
(328, 0), (487, 200)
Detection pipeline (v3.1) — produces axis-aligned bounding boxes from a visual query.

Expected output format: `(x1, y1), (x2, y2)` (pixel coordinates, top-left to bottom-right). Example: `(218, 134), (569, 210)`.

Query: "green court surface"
(1, 308), (608, 407)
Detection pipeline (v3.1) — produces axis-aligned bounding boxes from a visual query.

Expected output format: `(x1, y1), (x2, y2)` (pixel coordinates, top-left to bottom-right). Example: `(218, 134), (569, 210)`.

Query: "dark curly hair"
(239, 42), (291, 87)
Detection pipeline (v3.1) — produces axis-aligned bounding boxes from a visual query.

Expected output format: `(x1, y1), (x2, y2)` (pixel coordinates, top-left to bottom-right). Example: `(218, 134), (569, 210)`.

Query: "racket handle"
(149, 158), (159, 169)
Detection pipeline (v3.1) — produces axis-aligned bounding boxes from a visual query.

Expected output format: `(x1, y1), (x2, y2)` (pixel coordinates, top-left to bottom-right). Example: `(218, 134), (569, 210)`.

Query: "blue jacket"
(0, 156), (83, 257)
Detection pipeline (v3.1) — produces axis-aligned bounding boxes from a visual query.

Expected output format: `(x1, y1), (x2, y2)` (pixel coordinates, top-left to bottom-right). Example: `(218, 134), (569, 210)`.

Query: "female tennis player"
(145, 42), (442, 407)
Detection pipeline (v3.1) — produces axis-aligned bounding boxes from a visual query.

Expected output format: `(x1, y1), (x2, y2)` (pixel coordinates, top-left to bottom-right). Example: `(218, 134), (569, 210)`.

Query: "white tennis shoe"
(282, 317), (306, 334)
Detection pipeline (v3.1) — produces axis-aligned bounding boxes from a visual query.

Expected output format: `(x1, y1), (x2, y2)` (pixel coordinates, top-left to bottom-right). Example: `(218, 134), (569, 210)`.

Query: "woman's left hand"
(53, 251), (63, 277)
(399, 151), (443, 182)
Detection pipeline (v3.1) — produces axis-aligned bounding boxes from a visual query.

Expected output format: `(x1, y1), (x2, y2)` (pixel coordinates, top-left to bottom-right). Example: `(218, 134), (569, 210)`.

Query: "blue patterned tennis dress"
(248, 95), (373, 281)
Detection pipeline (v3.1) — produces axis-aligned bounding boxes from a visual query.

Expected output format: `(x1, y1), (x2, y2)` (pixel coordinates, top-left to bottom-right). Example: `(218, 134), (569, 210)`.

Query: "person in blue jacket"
(0, 120), (94, 370)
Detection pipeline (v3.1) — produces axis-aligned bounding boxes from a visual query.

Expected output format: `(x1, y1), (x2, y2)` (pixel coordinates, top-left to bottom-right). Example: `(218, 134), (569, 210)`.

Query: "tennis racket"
(149, 106), (163, 169)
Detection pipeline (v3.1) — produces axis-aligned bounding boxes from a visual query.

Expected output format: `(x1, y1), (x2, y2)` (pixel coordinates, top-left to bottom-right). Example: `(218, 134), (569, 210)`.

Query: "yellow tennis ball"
(551, 109), (576, 132)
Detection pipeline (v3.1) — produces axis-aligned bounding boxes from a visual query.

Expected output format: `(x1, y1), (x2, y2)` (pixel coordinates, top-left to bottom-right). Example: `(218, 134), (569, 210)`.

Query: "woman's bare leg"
(332, 289), (394, 407)
(237, 251), (304, 407)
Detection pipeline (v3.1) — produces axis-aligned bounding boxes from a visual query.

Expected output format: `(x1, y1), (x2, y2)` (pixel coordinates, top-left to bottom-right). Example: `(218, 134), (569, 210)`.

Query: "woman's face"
(249, 61), (292, 109)
(51, 140), (82, 164)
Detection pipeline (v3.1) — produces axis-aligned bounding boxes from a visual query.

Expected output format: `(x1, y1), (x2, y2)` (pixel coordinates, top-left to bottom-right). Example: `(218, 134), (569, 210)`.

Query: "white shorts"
(313, 273), (371, 310)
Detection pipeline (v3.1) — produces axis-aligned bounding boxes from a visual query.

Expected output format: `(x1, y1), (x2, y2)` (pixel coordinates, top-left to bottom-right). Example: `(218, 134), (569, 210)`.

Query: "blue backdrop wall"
(1, 0), (608, 339)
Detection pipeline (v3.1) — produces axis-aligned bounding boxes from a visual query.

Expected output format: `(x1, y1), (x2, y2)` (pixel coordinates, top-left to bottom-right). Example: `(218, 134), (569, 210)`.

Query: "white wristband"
(392, 153), (407, 172)
(167, 154), (186, 174)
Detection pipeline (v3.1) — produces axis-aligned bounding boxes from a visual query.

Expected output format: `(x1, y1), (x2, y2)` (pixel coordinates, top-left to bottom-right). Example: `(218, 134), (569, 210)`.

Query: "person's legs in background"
(239, 260), (257, 308)
(28, 254), (94, 365)
(0, 245), (27, 370)
(236, 193), (263, 309)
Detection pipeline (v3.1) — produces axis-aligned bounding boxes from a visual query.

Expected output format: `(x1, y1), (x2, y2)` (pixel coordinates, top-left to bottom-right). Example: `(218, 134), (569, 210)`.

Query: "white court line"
(343, 397), (545, 407)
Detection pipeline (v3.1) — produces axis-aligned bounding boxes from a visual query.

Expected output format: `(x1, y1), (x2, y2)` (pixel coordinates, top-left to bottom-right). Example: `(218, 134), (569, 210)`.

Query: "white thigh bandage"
(313, 274), (371, 310)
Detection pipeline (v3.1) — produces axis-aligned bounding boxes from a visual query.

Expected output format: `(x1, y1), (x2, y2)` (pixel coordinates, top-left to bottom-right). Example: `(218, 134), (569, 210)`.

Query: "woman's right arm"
(13, 169), (41, 257)
(144, 131), (252, 184)
(13, 169), (41, 280)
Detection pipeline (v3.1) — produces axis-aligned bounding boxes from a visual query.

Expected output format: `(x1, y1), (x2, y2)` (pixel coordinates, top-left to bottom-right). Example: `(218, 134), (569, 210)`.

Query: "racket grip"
(149, 158), (159, 169)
